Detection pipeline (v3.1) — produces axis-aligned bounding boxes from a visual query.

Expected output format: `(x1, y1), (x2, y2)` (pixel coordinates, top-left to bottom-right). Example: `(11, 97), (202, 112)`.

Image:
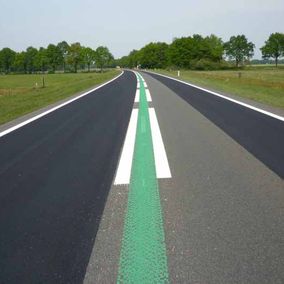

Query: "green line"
(117, 74), (169, 283)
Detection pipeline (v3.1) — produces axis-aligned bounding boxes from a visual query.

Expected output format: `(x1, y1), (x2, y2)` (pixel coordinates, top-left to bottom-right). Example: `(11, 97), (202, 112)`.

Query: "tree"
(57, 41), (69, 72)
(95, 46), (113, 71)
(168, 37), (196, 68)
(261, 33), (284, 67)
(25, 47), (38, 73)
(12, 52), (27, 73)
(35, 47), (48, 73)
(203, 35), (224, 62)
(224, 35), (255, 67)
(67, 42), (83, 73)
(46, 44), (62, 72)
(139, 42), (169, 69)
(81, 47), (95, 72)
(125, 49), (141, 68)
(0, 48), (16, 73)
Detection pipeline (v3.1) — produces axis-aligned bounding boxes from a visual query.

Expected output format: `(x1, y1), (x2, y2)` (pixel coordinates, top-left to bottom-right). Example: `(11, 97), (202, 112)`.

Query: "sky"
(0, 0), (283, 59)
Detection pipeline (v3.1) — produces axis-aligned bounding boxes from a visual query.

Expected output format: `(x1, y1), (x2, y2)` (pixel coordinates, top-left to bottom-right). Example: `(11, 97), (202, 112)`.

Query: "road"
(0, 70), (283, 283)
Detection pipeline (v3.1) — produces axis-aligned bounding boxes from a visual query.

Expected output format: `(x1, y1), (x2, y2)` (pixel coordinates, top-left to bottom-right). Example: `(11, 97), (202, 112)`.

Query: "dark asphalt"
(0, 71), (136, 283)
(143, 71), (284, 178)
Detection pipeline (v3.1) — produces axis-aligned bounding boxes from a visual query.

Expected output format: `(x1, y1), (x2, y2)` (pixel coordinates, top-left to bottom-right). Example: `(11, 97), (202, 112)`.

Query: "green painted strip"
(117, 74), (169, 283)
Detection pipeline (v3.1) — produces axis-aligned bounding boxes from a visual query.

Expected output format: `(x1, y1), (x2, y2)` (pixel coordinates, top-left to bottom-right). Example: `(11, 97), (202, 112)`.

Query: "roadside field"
(154, 67), (284, 109)
(0, 70), (120, 125)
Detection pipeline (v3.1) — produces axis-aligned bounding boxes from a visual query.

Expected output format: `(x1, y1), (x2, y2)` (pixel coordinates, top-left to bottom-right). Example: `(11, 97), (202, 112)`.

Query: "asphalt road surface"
(0, 70), (283, 284)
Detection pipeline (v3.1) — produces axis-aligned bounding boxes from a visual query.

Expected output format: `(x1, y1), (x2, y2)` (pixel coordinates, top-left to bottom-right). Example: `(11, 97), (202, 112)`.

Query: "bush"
(190, 59), (217, 70)
(189, 59), (233, 70)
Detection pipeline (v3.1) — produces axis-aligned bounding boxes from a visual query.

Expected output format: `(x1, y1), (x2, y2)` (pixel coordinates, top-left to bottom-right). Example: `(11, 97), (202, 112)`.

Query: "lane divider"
(145, 89), (152, 102)
(117, 72), (169, 283)
(114, 72), (171, 185)
(134, 89), (140, 103)
(149, 108), (171, 178)
(135, 88), (152, 103)
(114, 109), (138, 185)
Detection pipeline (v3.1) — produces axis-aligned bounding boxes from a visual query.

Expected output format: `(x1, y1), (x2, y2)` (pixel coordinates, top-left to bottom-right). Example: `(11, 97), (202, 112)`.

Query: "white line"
(136, 72), (151, 102)
(145, 89), (152, 102)
(149, 108), (172, 179)
(0, 72), (124, 138)
(145, 71), (284, 122)
(135, 89), (140, 102)
(114, 109), (139, 185)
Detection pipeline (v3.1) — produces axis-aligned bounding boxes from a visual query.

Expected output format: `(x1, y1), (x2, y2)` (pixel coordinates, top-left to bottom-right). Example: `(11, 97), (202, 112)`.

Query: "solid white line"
(114, 109), (139, 185)
(0, 71), (125, 138)
(135, 89), (140, 102)
(149, 108), (172, 179)
(145, 71), (284, 122)
(146, 89), (152, 102)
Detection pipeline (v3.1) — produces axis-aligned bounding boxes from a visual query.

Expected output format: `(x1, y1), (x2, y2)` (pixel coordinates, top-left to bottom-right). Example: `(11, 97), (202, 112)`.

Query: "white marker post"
(178, 70), (180, 77)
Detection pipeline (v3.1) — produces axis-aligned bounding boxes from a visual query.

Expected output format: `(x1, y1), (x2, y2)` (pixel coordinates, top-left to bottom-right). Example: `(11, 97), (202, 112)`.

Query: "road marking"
(114, 109), (138, 185)
(115, 72), (171, 185)
(145, 88), (152, 102)
(146, 71), (284, 122)
(0, 72), (124, 139)
(117, 72), (169, 283)
(149, 108), (171, 178)
(134, 89), (140, 102)
(135, 88), (152, 103)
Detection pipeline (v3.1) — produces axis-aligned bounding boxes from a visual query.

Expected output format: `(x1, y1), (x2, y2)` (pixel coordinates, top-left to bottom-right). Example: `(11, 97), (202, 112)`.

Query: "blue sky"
(0, 0), (283, 58)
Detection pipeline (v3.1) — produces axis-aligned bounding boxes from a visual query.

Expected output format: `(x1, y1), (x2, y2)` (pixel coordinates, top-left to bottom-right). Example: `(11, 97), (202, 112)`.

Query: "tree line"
(1, 33), (283, 73)
(0, 41), (114, 74)
(117, 33), (284, 70)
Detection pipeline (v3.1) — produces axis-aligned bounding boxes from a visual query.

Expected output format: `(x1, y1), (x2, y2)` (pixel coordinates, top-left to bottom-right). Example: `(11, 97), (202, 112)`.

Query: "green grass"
(0, 70), (120, 125)
(155, 67), (284, 109)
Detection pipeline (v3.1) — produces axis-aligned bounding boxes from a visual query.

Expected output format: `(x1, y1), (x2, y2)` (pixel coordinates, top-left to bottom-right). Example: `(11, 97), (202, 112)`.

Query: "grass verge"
(153, 67), (284, 109)
(0, 70), (120, 125)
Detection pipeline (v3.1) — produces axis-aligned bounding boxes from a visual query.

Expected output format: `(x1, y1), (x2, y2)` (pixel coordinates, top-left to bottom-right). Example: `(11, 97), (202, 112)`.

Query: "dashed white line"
(149, 108), (172, 179)
(115, 71), (171, 185)
(145, 89), (152, 102)
(135, 88), (152, 103)
(114, 109), (139, 185)
(135, 89), (140, 103)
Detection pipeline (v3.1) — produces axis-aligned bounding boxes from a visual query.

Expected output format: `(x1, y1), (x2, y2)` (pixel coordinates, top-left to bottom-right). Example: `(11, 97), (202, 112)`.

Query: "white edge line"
(149, 108), (172, 179)
(114, 109), (139, 185)
(145, 71), (284, 122)
(0, 71), (125, 138)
